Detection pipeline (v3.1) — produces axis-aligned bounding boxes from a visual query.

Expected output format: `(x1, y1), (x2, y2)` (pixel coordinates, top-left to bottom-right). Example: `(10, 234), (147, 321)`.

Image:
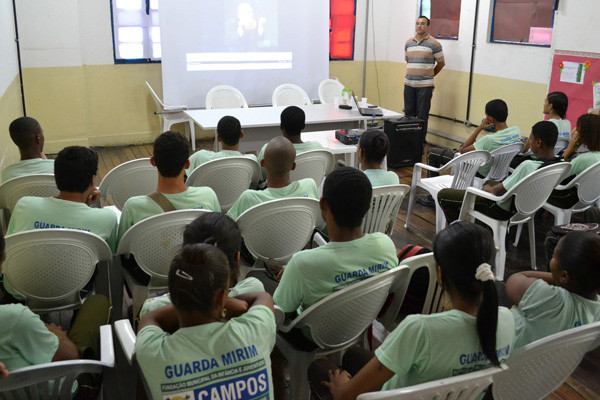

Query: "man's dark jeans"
(404, 85), (434, 142)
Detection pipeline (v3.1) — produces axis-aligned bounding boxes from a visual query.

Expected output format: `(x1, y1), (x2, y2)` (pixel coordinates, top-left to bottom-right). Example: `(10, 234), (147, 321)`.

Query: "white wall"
(0, 1), (19, 95)
(553, 0), (600, 53)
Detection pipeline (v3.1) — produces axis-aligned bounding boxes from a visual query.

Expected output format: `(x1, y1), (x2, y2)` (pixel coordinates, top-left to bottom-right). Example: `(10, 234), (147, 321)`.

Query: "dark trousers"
(437, 182), (514, 225)
(404, 85), (434, 142)
(426, 147), (455, 177)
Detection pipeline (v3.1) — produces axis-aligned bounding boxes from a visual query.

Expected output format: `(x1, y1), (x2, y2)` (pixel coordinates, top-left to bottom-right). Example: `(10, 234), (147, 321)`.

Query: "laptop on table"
(352, 90), (383, 116)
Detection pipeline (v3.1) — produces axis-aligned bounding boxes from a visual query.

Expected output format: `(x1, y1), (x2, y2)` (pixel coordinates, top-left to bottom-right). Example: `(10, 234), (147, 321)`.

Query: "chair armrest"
(458, 186), (509, 221)
(312, 232), (328, 248)
(99, 324), (115, 367)
(413, 162), (444, 174)
(273, 306), (285, 329)
(114, 319), (136, 365)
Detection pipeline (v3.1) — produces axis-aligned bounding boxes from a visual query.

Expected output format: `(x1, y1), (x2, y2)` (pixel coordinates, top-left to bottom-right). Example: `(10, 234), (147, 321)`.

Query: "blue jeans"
(404, 85), (434, 142)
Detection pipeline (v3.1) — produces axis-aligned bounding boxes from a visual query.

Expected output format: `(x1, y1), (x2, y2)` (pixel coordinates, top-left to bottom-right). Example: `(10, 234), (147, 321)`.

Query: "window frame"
(419, 0), (461, 41)
(110, 0), (161, 64)
(489, 0), (557, 48)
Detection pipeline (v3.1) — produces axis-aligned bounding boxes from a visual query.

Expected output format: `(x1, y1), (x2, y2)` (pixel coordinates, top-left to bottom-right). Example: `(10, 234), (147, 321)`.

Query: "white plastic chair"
(236, 198), (322, 278)
(357, 365), (507, 400)
(554, 139), (569, 156)
(405, 150), (491, 233)
(98, 158), (157, 210)
(277, 266), (408, 400)
(0, 325), (115, 400)
(272, 84), (312, 106)
(114, 319), (150, 398)
(290, 149), (336, 188)
(492, 321), (600, 400)
(117, 209), (210, 321)
(474, 142), (524, 186)
(146, 81), (196, 150)
(186, 157), (260, 212)
(205, 85), (249, 109)
(3, 229), (112, 313)
(542, 160), (600, 225)
(362, 184), (410, 236)
(0, 174), (58, 232)
(318, 79), (345, 104)
(377, 253), (444, 332)
(458, 163), (571, 280)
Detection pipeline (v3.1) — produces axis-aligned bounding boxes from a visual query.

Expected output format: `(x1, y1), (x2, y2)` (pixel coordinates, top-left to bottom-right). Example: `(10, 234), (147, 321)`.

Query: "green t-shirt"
(548, 119), (571, 141)
(497, 160), (543, 211)
(273, 232), (398, 314)
(258, 141), (323, 180)
(512, 279), (600, 349)
(118, 187), (221, 241)
(568, 151), (600, 177)
(186, 150), (258, 177)
(138, 277), (265, 318)
(474, 126), (522, 177)
(1, 159), (55, 183)
(136, 305), (276, 400)
(0, 303), (58, 371)
(227, 178), (318, 221)
(375, 308), (515, 391)
(363, 169), (400, 187)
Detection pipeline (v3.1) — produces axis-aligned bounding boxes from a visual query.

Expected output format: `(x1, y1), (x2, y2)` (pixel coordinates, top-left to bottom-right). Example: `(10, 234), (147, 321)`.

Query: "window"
(420, 0), (462, 40)
(111, 0), (160, 62)
(329, 0), (356, 60)
(491, 0), (556, 46)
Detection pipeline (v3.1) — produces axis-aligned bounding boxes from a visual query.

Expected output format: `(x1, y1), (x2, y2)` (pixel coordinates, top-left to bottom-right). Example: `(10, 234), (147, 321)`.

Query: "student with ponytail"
(357, 129), (399, 187)
(312, 221), (514, 400)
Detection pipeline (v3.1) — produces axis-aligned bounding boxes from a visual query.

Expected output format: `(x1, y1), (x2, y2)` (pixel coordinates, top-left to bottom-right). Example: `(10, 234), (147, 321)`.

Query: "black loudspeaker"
(385, 118), (425, 168)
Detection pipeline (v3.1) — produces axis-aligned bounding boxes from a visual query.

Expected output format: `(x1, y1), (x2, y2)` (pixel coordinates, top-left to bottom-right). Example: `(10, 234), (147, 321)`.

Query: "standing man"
(404, 16), (445, 144)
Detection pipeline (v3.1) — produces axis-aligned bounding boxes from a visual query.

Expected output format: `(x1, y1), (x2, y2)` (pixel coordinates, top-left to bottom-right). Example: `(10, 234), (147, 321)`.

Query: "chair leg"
(513, 224), (523, 247)
(528, 218), (536, 270)
(288, 352), (314, 400)
(188, 119), (196, 151)
(404, 189), (417, 228)
(495, 223), (508, 281)
(434, 202), (446, 233)
(554, 210), (571, 226)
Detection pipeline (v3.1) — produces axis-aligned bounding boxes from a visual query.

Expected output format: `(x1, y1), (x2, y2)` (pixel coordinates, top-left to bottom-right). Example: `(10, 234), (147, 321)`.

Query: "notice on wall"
(560, 61), (586, 84)
(594, 83), (600, 110)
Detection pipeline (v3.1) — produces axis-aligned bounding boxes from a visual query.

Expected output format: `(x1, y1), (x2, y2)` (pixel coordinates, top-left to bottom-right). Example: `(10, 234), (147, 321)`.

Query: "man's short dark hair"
(531, 121), (558, 148)
(418, 15), (430, 26)
(323, 167), (372, 229)
(217, 116), (242, 147)
(153, 131), (190, 177)
(485, 99), (508, 123)
(280, 106), (305, 137)
(9, 117), (41, 149)
(54, 146), (98, 193)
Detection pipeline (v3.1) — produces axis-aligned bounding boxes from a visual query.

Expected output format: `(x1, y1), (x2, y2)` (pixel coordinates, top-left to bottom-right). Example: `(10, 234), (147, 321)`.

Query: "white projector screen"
(159, 0), (330, 108)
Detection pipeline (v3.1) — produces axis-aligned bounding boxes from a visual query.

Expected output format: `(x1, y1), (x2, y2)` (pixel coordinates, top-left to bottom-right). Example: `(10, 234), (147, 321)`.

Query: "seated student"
(227, 136), (318, 220)
(507, 231), (600, 350)
(310, 221), (514, 400)
(118, 131), (220, 241)
(544, 91), (571, 141)
(139, 212), (265, 318)
(136, 244), (277, 400)
(273, 167), (398, 317)
(185, 115), (258, 176)
(438, 120), (560, 224)
(419, 99), (521, 206)
(358, 129), (399, 187)
(258, 105), (323, 180)
(2, 117), (54, 182)
(0, 232), (111, 374)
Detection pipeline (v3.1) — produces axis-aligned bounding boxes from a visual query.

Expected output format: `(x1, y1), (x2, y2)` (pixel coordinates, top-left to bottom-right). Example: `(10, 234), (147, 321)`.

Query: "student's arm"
(434, 60), (445, 76)
(457, 120), (492, 153)
(138, 304), (180, 334)
(506, 271), (555, 305)
(482, 182), (506, 196)
(231, 292), (275, 314)
(562, 128), (580, 160)
(46, 323), (79, 361)
(323, 357), (395, 400)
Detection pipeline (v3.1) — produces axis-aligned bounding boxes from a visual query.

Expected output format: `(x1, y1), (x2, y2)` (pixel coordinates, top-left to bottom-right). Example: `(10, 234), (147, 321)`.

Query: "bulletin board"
(548, 50), (600, 128)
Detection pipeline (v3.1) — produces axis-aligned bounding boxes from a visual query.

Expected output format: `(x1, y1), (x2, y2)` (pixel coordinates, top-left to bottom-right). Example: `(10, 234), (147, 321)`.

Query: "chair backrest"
(447, 151), (491, 190)
(272, 84), (312, 106)
(378, 253), (444, 331)
(318, 79), (345, 104)
(117, 209), (210, 287)
(186, 157), (260, 212)
(236, 198), (321, 264)
(554, 139), (569, 156)
(492, 321), (600, 400)
(145, 81), (164, 111)
(205, 85), (249, 109)
(485, 142), (525, 181)
(507, 163), (571, 222)
(290, 149), (335, 187)
(357, 366), (506, 400)
(558, 160), (600, 210)
(282, 266), (408, 349)
(98, 158), (158, 210)
(362, 184), (410, 235)
(0, 325), (115, 399)
(3, 229), (112, 312)
(0, 174), (58, 213)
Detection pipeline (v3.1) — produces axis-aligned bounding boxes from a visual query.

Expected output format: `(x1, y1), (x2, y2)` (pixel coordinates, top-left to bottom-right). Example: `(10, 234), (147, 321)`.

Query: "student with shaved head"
(227, 136), (318, 220)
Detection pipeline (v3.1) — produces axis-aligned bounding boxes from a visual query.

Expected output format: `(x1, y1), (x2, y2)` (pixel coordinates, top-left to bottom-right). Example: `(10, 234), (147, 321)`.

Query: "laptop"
(352, 90), (383, 116)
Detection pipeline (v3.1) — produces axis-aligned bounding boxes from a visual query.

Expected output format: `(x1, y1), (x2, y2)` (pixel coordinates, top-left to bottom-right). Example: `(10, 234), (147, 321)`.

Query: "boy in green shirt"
(1, 117), (54, 183)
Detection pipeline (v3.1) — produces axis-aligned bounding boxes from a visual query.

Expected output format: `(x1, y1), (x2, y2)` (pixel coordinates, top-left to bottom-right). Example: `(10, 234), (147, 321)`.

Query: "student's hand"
(478, 118), (494, 131)
(45, 323), (68, 338)
(323, 369), (352, 395)
(276, 267), (285, 281)
(0, 362), (8, 379)
(223, 297), (249, 319)
(86, 188), (101, 206)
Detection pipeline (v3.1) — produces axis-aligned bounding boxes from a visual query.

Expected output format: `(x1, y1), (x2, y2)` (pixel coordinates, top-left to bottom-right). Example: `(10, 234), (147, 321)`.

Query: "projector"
(335, 129), (365, 145)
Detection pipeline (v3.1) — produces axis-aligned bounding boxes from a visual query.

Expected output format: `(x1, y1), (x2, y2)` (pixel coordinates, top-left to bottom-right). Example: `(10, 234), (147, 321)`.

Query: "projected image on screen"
(186, 0), (286, 72)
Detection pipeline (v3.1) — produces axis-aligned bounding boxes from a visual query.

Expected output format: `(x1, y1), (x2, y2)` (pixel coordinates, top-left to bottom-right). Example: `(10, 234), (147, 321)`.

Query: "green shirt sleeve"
(15, 305), (60, 365)
(273, 256), (304, 313)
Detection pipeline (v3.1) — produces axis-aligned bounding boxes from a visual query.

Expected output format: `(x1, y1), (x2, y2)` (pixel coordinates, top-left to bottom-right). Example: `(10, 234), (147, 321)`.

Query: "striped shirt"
(405, 35), (444, 87)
